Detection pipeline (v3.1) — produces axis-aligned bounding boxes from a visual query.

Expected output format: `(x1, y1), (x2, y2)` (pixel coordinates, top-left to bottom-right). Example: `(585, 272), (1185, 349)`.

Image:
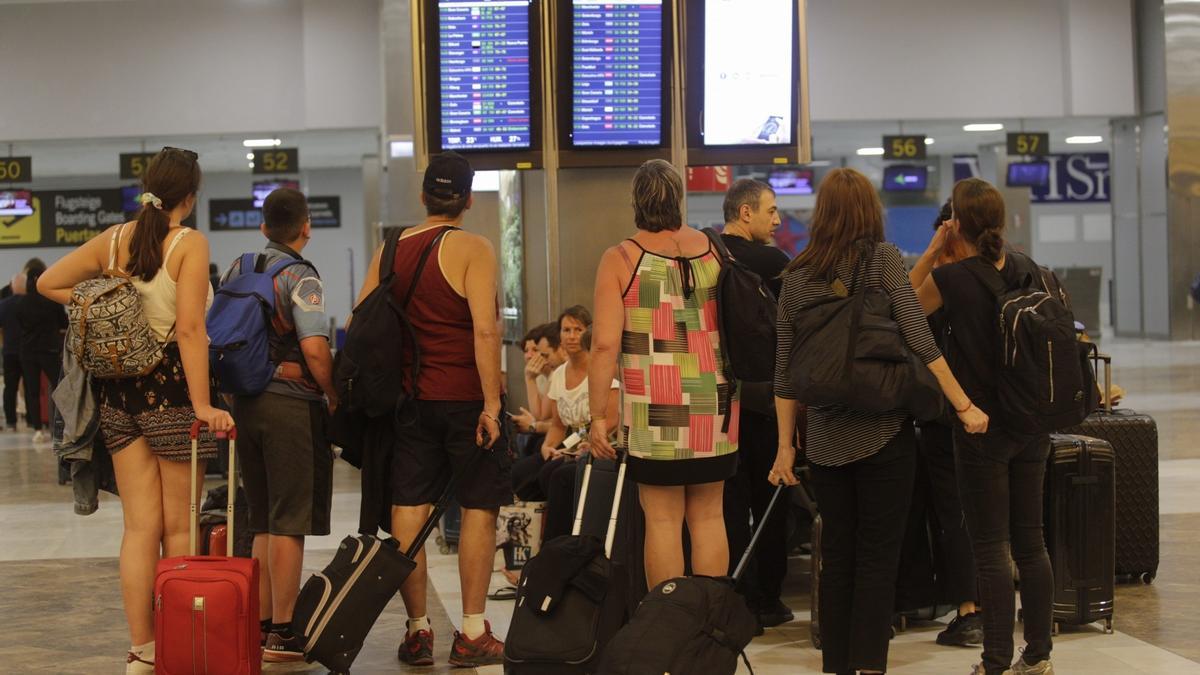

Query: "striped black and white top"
(774, 243), (942, 467)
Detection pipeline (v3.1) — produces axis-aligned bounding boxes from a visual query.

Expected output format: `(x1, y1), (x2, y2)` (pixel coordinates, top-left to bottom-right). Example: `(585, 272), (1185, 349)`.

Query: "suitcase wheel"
(1052, 622), (1060, 637)
(1017, 608), (1023, 623)
(1140, 572), (1155, 585)
(1104, 617), (1114, 634)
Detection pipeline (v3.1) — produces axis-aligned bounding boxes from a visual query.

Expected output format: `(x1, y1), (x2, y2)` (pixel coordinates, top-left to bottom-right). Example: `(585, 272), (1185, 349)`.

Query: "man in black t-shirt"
(718, 178), (794, 627)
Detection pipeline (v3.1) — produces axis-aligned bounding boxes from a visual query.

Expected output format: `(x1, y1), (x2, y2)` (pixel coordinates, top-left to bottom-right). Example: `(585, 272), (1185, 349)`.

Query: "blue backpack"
(207, 253), (308, 396)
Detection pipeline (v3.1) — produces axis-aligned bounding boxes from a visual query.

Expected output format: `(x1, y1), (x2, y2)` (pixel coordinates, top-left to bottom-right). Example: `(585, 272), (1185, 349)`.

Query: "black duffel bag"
(787, 242), (943, 421)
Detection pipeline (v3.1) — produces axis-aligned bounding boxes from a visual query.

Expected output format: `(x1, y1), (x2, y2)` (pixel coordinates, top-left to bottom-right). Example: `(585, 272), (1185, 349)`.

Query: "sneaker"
(31, 429), (47, 443)
(937, 611), (984, 647)
(448, 620), (504, 667)
(755, 598), (795, 628)
(1010, 657), (1054, 674)
(398, 627), (434, 666)
(125, 651), (154, 674)
(263, 632), (305, 663)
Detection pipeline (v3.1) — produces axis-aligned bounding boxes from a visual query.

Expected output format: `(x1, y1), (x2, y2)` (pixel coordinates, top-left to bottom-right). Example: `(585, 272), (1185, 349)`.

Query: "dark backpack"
(596, 575), (758, 675)
(333, 226), (454, 421)
(963, 253), (1096, 432)
(701, 228), (778, 383)
(207, 254), (308, 396)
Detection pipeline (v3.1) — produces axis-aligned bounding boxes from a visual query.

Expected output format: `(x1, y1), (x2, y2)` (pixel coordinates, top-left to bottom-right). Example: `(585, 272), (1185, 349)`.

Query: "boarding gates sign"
(1031, 153), (1110, 203)
(0, 189), (128, 248)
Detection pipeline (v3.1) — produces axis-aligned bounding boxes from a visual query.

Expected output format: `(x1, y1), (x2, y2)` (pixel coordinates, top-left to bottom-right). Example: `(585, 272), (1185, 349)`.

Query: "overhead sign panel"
(1007, 132), (1050, 157)
(438, 0), (534, 151)
(701, 0), (793, 147)
(570, 0), (664, 148)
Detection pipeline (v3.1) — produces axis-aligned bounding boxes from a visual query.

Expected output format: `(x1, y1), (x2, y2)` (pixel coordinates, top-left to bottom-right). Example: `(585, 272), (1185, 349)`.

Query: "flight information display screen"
(438, 0), (534, 151)
(702, 0), (793, 146)
(571, 0), (664, 147)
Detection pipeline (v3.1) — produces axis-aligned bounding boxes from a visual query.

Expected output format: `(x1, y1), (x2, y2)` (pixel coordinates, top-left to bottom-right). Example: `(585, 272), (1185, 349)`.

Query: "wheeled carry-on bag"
(154, 421), (261, 675)
(503, 453), (631, 674)
(1045, 433), (1115, 635)
(292, 447), (484, 673)
(1061, 350), (1159, 583)
(595, 479), (793, 675)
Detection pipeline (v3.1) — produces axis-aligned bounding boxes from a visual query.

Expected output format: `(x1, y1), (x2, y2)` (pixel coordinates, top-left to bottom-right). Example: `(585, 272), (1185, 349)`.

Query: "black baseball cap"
(423, 151), (474, 199)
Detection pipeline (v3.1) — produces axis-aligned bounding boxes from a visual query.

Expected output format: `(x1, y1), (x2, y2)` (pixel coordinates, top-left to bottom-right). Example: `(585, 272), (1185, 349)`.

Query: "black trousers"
(723, 409), (789, 604)
(3, 353), (21, 428)
(810, 424), (916, 674)
(20, 349), (59, 431)
(508, 451), (579, 542)
(917, 421), (978, 606)
(954, 427), (1053, 674)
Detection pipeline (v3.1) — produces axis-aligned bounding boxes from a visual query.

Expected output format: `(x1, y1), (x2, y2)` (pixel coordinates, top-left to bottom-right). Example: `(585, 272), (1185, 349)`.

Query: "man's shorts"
(233, 392), (333, 536)
(391, 399), (513, 510)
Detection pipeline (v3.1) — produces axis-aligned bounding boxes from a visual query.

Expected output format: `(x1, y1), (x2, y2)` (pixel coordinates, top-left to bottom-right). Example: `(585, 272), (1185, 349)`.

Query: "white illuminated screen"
(702, 0), (793, 146)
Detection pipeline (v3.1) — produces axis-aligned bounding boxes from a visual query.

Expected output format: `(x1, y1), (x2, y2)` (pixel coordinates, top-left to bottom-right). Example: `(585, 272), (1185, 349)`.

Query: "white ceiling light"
(248, 162), (255, 168)
(924, 138), (935, 145)
(390, 140), (415, 159)
(806, 160), (831, 167)
(856, 147), (885, 156)
(242, 138), (281, 148)
(245, 153), (255, 160)
(1065, 135), (1103, 144)
(963, 123), (1004, 132)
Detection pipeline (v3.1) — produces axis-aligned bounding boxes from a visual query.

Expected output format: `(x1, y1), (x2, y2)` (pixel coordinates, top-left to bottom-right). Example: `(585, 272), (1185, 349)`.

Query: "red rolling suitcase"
(154, 421), (261, 675)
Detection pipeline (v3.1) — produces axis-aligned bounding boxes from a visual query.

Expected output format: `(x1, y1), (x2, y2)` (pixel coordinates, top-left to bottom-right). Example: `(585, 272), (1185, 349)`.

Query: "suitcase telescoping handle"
(570, 451), (628, 559)
(732, 471), (796, 582)
(1085, 343), (1114, 413)
(189, 420), (238, 558)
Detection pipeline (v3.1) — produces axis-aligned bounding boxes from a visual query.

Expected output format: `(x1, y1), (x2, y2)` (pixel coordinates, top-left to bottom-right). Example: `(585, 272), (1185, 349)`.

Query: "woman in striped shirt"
(770, 168), (987, 675)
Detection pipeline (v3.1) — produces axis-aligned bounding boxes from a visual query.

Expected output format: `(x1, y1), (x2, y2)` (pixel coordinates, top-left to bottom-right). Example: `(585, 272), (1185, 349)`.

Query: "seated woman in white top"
(536, 306), (620, 540)
(37, 147), (233, 674)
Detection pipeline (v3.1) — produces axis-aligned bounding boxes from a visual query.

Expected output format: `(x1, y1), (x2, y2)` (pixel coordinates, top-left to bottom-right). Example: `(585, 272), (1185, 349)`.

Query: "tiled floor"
(1, 338), (1198, 674)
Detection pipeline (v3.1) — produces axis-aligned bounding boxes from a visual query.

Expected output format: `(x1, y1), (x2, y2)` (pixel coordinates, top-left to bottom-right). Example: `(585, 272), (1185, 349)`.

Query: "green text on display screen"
(438, 0), (534, 151)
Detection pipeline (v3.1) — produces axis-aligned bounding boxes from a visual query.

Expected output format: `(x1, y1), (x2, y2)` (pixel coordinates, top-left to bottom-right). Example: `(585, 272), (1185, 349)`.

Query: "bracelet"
(590, 414), (607, 422)
(955, 402), (972, 414)
(481, 411), (500, 423)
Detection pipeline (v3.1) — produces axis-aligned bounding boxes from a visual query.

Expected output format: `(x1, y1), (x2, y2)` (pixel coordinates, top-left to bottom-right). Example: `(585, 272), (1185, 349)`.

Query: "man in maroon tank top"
(356, 153), (508, 667)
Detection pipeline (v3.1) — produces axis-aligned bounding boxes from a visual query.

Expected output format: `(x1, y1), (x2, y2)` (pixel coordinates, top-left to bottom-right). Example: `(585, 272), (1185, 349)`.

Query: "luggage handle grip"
(190, 419), (237, 441)
(189, 419), (237, 558)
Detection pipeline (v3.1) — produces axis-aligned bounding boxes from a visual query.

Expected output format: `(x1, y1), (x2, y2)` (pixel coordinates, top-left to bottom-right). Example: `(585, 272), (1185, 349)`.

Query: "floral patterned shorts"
(98, 343), (216, 462)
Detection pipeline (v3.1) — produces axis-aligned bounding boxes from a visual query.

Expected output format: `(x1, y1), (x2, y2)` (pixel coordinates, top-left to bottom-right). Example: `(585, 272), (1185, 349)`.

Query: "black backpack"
(596, 574), (757, 675)
(964, 253), (1096, 432)
(333, 226), (454, 422)
(701, 228), (779, 383)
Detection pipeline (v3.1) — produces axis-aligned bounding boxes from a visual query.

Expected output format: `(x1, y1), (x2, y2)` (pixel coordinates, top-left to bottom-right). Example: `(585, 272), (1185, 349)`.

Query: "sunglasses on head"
(161, 146), (199, 161)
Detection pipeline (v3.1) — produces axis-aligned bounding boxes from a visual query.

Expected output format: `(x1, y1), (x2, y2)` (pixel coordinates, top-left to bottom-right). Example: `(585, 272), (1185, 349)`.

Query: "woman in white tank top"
(38, 147), (233, 673)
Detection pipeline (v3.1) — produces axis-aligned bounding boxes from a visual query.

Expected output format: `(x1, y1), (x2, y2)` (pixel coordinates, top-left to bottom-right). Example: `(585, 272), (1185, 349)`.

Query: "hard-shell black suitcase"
(293, 449), (483, 673)
(1045, 434), (1115, 634)
(504, 453), (631, 674)
(1061, 351), (1159, 583)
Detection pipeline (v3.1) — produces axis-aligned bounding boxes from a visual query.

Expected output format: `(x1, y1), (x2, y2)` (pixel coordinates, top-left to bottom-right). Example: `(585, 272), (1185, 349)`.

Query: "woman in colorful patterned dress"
(589, 159), (738, 589)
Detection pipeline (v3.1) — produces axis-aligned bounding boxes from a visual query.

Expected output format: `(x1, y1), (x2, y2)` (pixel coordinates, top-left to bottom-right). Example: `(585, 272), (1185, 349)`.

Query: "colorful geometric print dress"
(619, 239), (739, 486)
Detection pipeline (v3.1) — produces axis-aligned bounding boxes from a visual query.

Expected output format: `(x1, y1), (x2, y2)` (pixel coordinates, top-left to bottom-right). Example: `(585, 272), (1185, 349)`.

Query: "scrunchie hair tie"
(139, 192), (164, 210)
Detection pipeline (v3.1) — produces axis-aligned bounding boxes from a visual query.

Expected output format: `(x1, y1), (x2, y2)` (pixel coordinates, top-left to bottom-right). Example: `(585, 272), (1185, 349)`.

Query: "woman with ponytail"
(912, 178), (1056, 675)
(38, 147), (233, 673)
